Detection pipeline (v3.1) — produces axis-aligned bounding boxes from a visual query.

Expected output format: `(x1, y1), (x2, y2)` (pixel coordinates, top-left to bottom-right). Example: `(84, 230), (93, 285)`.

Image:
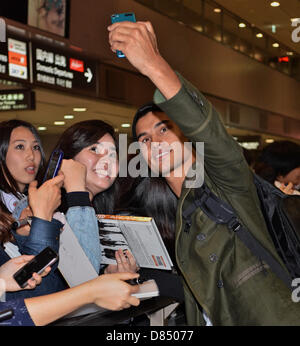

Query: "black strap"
(183, 183), (293, 290)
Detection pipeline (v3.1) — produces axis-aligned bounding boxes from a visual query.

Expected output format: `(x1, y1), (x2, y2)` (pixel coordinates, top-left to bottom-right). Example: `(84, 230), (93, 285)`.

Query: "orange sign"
(8, 51), (27, 67)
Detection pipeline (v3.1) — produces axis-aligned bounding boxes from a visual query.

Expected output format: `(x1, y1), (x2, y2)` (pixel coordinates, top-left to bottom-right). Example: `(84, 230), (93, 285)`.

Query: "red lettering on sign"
(69, 58), (84, 72)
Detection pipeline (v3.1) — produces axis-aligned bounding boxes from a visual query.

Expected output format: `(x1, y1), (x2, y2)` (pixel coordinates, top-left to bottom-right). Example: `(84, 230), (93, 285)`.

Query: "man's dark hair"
(132, 102), (163, 141)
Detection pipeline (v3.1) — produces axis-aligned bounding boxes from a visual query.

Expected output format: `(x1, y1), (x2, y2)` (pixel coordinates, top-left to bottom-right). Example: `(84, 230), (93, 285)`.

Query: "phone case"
(42, 149), (64, 183)
(111, 13), (136, 58)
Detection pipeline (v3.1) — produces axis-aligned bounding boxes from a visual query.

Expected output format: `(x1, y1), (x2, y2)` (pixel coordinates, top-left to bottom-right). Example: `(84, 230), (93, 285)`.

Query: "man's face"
(135, 111), (193, 177)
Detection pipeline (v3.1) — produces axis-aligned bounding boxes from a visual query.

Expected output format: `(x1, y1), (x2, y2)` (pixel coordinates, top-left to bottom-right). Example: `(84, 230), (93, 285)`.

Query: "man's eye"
(141, 137), (150, 144)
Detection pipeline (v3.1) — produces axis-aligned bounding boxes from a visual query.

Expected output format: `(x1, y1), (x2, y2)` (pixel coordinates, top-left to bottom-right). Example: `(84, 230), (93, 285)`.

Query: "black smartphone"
(111, 12), (136, 58)
(42, 149), (64, 183)
(13, 247), (58, 288)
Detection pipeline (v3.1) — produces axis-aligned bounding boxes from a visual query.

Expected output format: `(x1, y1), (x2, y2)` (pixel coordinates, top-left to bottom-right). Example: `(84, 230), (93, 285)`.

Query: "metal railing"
(135, 0), (300, 81)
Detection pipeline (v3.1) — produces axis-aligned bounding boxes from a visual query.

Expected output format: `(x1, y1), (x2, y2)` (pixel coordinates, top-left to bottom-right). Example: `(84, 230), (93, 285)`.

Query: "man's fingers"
(141, 21), (155, 35)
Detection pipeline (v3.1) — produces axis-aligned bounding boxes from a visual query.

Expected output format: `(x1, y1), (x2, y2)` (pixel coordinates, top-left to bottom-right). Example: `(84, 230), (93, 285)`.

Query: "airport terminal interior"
(0, 0), (299, 159)
(0, 0), (300, 328)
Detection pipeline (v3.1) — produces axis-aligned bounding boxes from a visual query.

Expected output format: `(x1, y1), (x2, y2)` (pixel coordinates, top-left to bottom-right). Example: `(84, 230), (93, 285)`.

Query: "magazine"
(97, 215), (173, 271)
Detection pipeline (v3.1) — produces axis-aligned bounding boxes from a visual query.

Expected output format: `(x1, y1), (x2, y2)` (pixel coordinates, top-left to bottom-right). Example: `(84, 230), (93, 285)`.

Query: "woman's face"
(5, 126), (42, 192)
(74, 133), (119, 197)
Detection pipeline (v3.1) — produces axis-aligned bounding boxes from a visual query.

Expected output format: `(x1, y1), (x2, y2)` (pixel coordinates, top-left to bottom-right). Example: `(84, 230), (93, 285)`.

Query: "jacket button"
(217, 280), (224, 288)
(197, 233), (206, 241)
(209, 253), (218, 263)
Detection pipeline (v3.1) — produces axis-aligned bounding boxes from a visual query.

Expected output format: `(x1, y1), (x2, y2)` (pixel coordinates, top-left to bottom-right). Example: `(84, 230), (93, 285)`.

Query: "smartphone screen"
(111, 12), (136, 58)
(13, 247), (58, 288)
(42, 149), (64, 183)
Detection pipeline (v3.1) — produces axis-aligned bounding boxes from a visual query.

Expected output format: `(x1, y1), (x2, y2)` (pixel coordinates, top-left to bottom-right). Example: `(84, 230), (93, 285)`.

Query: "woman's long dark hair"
(0, 119), (45, 198)
(55, 119), (119, 214)
(0, 201), (14, 244)
(116, 176), (178, 262)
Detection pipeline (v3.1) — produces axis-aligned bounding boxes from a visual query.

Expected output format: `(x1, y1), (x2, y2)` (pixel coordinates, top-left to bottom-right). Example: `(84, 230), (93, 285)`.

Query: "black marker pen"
(0, 309), (14, 322)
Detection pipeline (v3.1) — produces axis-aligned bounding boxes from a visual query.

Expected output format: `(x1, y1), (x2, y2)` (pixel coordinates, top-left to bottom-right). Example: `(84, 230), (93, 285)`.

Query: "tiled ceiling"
(215, 0), (300, 54)
(0, 85), (136, 135)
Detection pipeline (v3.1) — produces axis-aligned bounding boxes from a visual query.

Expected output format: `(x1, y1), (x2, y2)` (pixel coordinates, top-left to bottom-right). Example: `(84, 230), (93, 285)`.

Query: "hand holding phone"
(13, 247), (58, 288)
(28, 174), (64, 221)
(111, 12), (136, 58)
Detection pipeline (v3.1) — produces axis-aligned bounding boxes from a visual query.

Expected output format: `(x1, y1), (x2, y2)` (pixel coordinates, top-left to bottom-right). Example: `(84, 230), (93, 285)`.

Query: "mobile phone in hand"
(42, 149), (64, 184)
(111, 12), (136, 58)
(13, 247), (58, 288)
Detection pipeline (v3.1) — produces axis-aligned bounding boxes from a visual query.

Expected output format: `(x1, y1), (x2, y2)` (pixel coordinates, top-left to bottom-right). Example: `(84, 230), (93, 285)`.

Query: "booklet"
(97, 214), (173, 271)
(56, 213), (163, 316)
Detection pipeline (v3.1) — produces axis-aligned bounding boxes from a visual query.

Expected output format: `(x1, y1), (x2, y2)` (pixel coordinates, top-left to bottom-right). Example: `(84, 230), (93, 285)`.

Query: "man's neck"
(165, 151), (196, 197)
(165, 174), (186, 198)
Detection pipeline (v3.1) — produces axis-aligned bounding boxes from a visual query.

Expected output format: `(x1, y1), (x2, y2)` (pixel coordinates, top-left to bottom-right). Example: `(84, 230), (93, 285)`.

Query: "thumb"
(116, 272), (140, 281)
(28, 180), (38, 191)
(16, 255), (34, 264)
(50, 173), (65, 185)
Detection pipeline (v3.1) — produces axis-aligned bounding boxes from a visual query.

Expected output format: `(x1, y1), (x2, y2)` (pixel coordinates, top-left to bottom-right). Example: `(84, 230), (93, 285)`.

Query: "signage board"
(31, 42), (98, 96)
(0, 89), (35, 111)
(0, 36), (30, 82)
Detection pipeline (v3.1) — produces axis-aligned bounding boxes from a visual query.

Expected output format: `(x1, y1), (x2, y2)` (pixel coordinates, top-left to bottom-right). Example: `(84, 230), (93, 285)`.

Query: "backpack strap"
(182, 183), (293, 290)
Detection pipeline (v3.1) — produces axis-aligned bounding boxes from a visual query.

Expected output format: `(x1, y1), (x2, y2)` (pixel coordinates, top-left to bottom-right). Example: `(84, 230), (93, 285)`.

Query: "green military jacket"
(153, 74), (300, 326)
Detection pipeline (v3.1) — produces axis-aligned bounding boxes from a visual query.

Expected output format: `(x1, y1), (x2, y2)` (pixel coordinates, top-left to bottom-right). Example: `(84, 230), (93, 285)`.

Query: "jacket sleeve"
(12, 217), (62, 256)
(9, 218), (68, 299)
(153, 73), (253, 193)
(0, 299), (35, 326)
(65, 205), (101, 274)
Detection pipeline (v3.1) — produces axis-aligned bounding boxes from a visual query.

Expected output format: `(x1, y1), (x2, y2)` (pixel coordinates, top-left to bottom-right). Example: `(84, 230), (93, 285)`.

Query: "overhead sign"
(8, 38), (28, 80)
(0, 36), (30, 82)
(31, 42), (97, 96)
(0, 89), (35, 111)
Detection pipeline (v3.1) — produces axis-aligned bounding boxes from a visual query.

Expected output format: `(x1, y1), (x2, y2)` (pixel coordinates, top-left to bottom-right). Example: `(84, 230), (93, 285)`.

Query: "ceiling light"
(286, 51), (294, 56)
(272, 43), (279, 48)
(256, 33), (263, 38)
(270, 2), (280, 7)
(265, 139), (274, 143)
(213, 8), (221, 13)
(121, 123), (131, 128)
(38, 126), (47, 131)
(291, 18), (300, 24)
(238, 23), (246, 28)
(54, 121), (65, 125)
(73, 107), (87, 112)
(193, 25), (203, 32)
(64, 114), (74, 119)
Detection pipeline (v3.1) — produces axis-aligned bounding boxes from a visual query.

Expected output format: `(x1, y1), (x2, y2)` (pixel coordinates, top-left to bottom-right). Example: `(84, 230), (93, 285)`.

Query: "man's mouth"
(155, 149), (173, 160)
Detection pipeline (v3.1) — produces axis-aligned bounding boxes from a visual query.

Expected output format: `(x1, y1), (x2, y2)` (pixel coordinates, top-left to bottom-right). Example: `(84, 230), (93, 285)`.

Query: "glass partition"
(135, 0), (299, 81)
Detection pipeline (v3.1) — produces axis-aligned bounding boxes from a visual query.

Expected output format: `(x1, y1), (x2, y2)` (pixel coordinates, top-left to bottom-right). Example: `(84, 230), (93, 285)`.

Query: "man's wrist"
(145, 57), (181, 100)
